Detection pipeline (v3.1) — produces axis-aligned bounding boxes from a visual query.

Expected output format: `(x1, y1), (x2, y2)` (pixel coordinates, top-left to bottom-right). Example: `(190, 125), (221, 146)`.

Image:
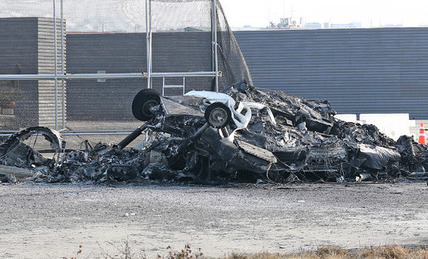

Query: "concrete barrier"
(335, 113), (413, 141)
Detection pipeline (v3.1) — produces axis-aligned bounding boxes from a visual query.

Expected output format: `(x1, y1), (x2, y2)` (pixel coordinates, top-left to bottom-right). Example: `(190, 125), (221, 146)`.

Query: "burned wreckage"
(1, 80), (428, 184)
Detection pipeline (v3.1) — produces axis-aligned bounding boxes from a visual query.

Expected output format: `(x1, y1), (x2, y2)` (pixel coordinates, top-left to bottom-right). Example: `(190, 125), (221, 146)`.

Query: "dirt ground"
(1, 182), (427, 258)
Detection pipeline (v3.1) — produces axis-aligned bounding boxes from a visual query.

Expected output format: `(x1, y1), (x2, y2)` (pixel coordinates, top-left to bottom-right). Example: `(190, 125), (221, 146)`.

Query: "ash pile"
(1, 81), (428, 184)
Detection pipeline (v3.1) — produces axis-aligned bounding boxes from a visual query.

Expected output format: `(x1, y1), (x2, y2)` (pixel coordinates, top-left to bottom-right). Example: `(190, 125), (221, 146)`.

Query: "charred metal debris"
(1, 81), (428, 184)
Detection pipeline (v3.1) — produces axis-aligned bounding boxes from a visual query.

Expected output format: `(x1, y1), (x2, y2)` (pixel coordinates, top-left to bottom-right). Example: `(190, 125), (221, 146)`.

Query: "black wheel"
(204, 102), (231, 128)
(131, 89), (161, 121)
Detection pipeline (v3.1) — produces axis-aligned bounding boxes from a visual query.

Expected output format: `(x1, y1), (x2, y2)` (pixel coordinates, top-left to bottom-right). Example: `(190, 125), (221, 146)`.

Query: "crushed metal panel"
(236, 139), (277, 164)
(357, 144), (401, 170)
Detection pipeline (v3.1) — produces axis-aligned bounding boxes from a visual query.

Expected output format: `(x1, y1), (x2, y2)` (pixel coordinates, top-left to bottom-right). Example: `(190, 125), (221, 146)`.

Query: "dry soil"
(1, 182), (427, 258)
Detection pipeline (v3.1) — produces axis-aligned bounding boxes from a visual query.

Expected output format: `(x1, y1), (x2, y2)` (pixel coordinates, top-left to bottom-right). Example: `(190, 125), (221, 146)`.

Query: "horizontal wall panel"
(66, 32), (213, 121)
(235, 28), (428, 119)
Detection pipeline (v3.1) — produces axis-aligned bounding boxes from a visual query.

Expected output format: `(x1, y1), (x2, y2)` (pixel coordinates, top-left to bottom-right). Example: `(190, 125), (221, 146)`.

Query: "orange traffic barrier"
(418, 122), (426, 144)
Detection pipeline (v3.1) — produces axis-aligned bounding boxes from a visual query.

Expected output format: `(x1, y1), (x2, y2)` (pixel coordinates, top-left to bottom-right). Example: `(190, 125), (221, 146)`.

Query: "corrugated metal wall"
(234, 28), (428, 119)
(37, 17), (66, 128)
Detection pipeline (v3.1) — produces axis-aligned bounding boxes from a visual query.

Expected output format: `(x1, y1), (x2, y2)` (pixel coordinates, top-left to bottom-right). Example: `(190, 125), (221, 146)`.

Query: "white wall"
(335, 113), (414, 141)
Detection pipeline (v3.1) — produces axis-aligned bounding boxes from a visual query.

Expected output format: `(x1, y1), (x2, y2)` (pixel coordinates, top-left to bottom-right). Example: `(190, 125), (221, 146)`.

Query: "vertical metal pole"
(162, 77), (165, 96)
(182, 77), (186, 95)
(211, 0), (219, 92)
(60, 0), (65, 129)
(53, 0), (58, 130)
(149, 0), (153, 89)
(145, 0), (149, 88)
(146, 0), (152, 89)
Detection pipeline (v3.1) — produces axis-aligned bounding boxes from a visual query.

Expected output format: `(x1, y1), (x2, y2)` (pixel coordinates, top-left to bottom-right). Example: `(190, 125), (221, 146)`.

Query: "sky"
(220, 0), (428, 28)
(2, 0), (428, 31)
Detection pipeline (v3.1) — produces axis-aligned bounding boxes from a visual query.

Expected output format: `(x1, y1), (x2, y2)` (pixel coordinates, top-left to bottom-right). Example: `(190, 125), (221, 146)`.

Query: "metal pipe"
(146, 0), (152, 89)
(62, 131), (134, 136)
(211, 0), (215, 73)
(145, 0), (148, 88)
(116, 123), (149, 149)
(151, 71), (220, 77)
(175, 123), (210, 155)
(0, 73), (142, 80)
(60, 0), (65, 129)
(212, 0), (219, 92)
(220, 127), (229, 138)
(62, 130), (134, 133)
(53, 0), (58, 130)
(149, 0), (153, 88)
(60, 0), (64, 75)
(162, 77), (165, 96)
(164, 85), (186, 88)
(1, 132), (135, 137)
(183, 77), (186, 95)
(0, 71), (220, 80)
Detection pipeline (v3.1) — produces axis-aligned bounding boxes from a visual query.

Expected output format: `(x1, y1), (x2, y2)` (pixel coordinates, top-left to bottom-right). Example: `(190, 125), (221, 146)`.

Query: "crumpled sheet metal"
(350, 143), (401, 171)
(0, 127), (64, 168)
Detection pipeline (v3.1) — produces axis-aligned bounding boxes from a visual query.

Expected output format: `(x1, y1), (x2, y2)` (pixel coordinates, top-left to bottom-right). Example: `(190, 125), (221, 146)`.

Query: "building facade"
(2, 18), (428, 123)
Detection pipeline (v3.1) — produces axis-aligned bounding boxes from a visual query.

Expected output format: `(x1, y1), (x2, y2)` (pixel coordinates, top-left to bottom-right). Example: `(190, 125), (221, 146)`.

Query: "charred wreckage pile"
(1, 81), (428, 184)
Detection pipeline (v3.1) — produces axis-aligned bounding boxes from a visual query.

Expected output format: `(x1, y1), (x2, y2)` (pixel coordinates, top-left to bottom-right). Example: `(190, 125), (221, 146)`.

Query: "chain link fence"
(0, 0), (251, 141)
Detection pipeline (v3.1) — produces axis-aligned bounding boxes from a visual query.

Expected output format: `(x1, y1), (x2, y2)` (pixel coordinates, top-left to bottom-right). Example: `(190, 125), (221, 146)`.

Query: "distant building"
(304, 23), (322, 29)
(238, 25), (263, 31)
(382, 24), (403, 28)
(268, 17), (303, 29)
(330, 22), (362, 28)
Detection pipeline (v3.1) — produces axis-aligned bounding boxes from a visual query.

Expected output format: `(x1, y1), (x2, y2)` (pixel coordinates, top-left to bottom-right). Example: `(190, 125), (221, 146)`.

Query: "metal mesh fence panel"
(0, 0), (147, 33)
(0, 0), (252, 139)
(216, 1), (253, 88)
(0, 16), (66, 130)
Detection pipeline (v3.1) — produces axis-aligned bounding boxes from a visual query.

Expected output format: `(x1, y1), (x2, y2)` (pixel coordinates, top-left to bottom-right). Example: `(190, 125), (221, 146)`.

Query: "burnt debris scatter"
(1, 80), (428, 184)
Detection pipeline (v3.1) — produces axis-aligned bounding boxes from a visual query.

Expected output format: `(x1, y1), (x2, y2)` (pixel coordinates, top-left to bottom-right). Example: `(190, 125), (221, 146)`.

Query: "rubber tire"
(204, 102), (232, 128)
(131, 89), (161, 121)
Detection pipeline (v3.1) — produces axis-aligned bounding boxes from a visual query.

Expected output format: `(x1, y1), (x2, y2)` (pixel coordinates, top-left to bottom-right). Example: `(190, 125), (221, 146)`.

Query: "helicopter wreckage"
(1, 81), (428, 184)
